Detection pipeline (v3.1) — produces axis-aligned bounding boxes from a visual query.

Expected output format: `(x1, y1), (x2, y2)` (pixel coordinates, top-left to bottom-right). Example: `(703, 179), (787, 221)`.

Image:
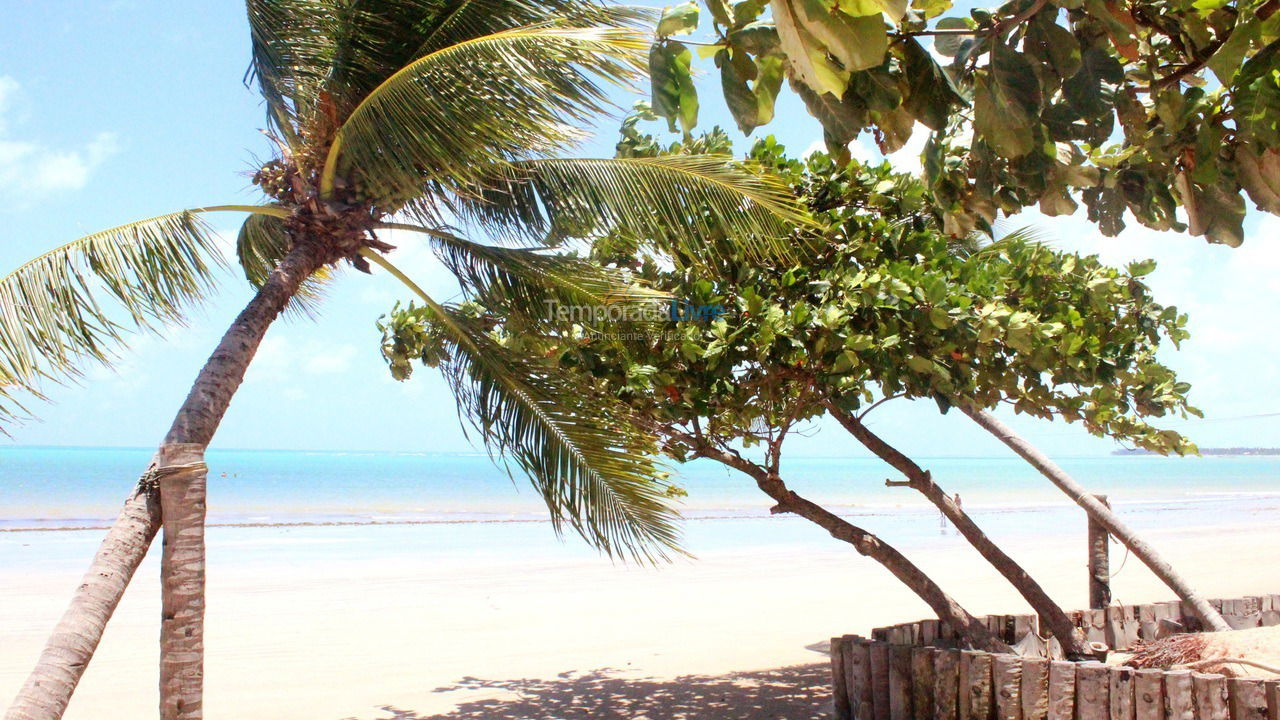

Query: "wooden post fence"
(831, 594), (1280, 720)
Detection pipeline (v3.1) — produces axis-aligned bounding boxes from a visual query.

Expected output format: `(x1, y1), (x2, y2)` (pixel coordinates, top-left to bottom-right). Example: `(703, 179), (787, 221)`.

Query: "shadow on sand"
(366, 663), (831, 720)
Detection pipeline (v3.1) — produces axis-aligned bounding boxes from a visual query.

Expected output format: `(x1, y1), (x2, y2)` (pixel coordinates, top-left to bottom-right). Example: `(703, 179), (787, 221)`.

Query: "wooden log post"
(912, 647), (936, 720)
(1088, 495), (1111, 610)
(1020, 658), (1049, 720)
(1194, 672), (1230, 720)
(847, 637), (873, 720)
(963, 651), (993, 720)
(1075, 663), (1110, 720)
(1046, 660), (1076, 720)
(1227, 678), (1269, 720)
(993, 654), (1023, 720)
(935, 649), (961, 720)
(1109, 666), (1136, 720)
(1264, 680), (1279, 720)
(889, 646), (914, 720)
(1165, 670), (1195, 720)
(1133, 669), (1163, 720)
(871, 642), (891, 720)
(833, 636), (852, 720)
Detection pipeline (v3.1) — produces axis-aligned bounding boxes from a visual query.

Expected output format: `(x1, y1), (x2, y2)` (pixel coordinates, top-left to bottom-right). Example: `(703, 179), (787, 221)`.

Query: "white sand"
(1, 519), (1277, 719)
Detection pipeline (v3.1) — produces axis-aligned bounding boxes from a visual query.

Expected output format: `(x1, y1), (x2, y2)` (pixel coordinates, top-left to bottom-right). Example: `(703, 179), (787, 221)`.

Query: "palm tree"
(0, 2), (809, 719)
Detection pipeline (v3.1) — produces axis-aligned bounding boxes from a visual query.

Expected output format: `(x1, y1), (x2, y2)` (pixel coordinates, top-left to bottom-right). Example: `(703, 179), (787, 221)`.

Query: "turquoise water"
(1, 447), (1278, 540)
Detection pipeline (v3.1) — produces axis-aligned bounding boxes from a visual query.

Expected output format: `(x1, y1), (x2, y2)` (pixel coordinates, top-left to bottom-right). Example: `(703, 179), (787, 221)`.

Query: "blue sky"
(2, 1), (1279, 458)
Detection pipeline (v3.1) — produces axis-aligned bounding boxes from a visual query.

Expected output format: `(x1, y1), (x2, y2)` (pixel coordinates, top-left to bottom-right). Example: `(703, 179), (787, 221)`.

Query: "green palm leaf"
(320, 24), (648, 201)
(247, 0), (649, 138)
(378, 222), (667, 318)
(0, 210), (225, 426)
(445, 156), (815, 263)
(371, 251), (682, 561)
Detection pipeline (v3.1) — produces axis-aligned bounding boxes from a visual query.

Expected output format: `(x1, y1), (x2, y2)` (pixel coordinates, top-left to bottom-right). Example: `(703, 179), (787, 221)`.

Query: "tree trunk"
(157, 444), (209, 720)
(692, 443), (1010, 653)
(3, 484), (160, 720)
(961, 406), (1231, 633)
(825, 404), (1088, 657)
(5, 241), (327, 720)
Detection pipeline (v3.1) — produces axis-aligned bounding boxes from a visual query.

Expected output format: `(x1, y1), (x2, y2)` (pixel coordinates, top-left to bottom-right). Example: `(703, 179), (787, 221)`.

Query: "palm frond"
(320, 24), (648, 201)
(0, 210), (225, 426)
(236, 212), (332, 318)
(377, 222), (667, 318)
(444, 156), (815, 263)
(369, 251), (682, 561)
(245, 0), (337, 135)
(247, 0), (649, 138)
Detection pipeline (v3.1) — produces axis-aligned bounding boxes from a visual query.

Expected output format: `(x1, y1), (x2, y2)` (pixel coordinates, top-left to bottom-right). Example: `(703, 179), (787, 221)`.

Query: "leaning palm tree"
(1, 2), (809, 718)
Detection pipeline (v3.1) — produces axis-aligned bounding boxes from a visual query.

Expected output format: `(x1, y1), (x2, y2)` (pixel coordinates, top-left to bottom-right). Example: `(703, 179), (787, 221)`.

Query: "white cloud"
(0, 76), (119, 201)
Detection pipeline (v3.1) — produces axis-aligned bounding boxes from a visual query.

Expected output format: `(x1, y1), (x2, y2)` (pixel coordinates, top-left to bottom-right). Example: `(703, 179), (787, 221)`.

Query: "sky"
(2, 1), (1279, 458)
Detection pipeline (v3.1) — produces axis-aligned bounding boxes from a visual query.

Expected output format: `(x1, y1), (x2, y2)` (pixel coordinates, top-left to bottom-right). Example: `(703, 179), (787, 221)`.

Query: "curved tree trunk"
(5, 241), (327, 720)
(962, 406), (1231, 633)
(691, 443), (1009, 653)
(825, 404), (1087, 657)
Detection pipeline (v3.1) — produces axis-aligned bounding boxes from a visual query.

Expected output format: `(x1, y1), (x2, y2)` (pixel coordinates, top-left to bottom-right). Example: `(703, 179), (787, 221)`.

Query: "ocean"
(2, 447), (1277, 558)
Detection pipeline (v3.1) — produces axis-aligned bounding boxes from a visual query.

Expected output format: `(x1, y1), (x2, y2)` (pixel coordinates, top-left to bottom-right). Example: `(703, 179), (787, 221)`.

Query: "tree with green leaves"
(643, 0), (1280, 245)
(383, 128), (1230, 653)
(0, 4), (810, 719)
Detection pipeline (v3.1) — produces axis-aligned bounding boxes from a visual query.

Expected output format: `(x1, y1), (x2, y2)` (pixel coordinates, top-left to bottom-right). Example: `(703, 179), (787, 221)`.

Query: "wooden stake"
(847, 637), (873, 720)
(1164, 670), (1195, 720)
(993, 654), (1023, 720)
(935, 649), (961, 720)
(1109, 666), (1136, 720)
(1194, 672), (1230, 720)
(1019, 658), (1049, 720)
(889, 645), (914, 720)
(912, 647), (936, 720)
(1227, 678), (1268, 720)
(1046, 660), (1076, 720)
(1133, 668), (1163, 720)
(871, 642), (891, 720)
(1075, 662), (1110, 720)
(833, 636), (852, 720)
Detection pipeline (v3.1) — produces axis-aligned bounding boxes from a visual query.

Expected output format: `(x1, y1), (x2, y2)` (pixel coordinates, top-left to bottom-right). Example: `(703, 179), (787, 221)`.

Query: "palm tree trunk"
(961, 406), (1232, 633)
(5, 241), (327, 720)
(824, 404), (1087, 657)
(3, 482), (160, 720)
(691, 442), (1009, 653)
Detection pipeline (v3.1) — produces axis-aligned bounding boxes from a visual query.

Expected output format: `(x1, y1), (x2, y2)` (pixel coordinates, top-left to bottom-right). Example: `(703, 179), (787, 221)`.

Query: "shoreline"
(5, 487), (1279, 533)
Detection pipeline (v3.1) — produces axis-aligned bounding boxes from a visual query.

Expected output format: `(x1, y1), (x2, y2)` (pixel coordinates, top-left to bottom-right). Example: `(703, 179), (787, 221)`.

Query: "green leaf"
(657, 2), (700, 37)
(794, 1), (889, 73)
(837, 0), (906, 21)
(323, 25), (649, 203)
(900, 37), (965, 131)
(1207, 17), (1259, 86)
(650, 41), (699, 133)
(1233, 39), (1280, 146)
(708, 0), (734, 27)
(1063, 46), (1125, 119)
(0, 209), (226, 427)
(973, 44), (1042, 158)
(772, 0), (852, 95)
(382, 299), (683, 563)
(1026, 16), (1082, 79)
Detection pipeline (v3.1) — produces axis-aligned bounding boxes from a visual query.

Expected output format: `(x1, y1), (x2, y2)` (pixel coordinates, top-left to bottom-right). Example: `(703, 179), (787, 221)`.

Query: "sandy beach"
(2, 507), (1277, 720)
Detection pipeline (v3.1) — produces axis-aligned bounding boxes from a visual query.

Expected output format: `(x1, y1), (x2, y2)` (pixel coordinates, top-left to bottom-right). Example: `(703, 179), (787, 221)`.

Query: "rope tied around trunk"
(136, 461), (209, 494)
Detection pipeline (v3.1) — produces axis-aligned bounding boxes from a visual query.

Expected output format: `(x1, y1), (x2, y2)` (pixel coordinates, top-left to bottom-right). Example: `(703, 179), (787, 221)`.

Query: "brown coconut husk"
(1124, 626), (1280, 678)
